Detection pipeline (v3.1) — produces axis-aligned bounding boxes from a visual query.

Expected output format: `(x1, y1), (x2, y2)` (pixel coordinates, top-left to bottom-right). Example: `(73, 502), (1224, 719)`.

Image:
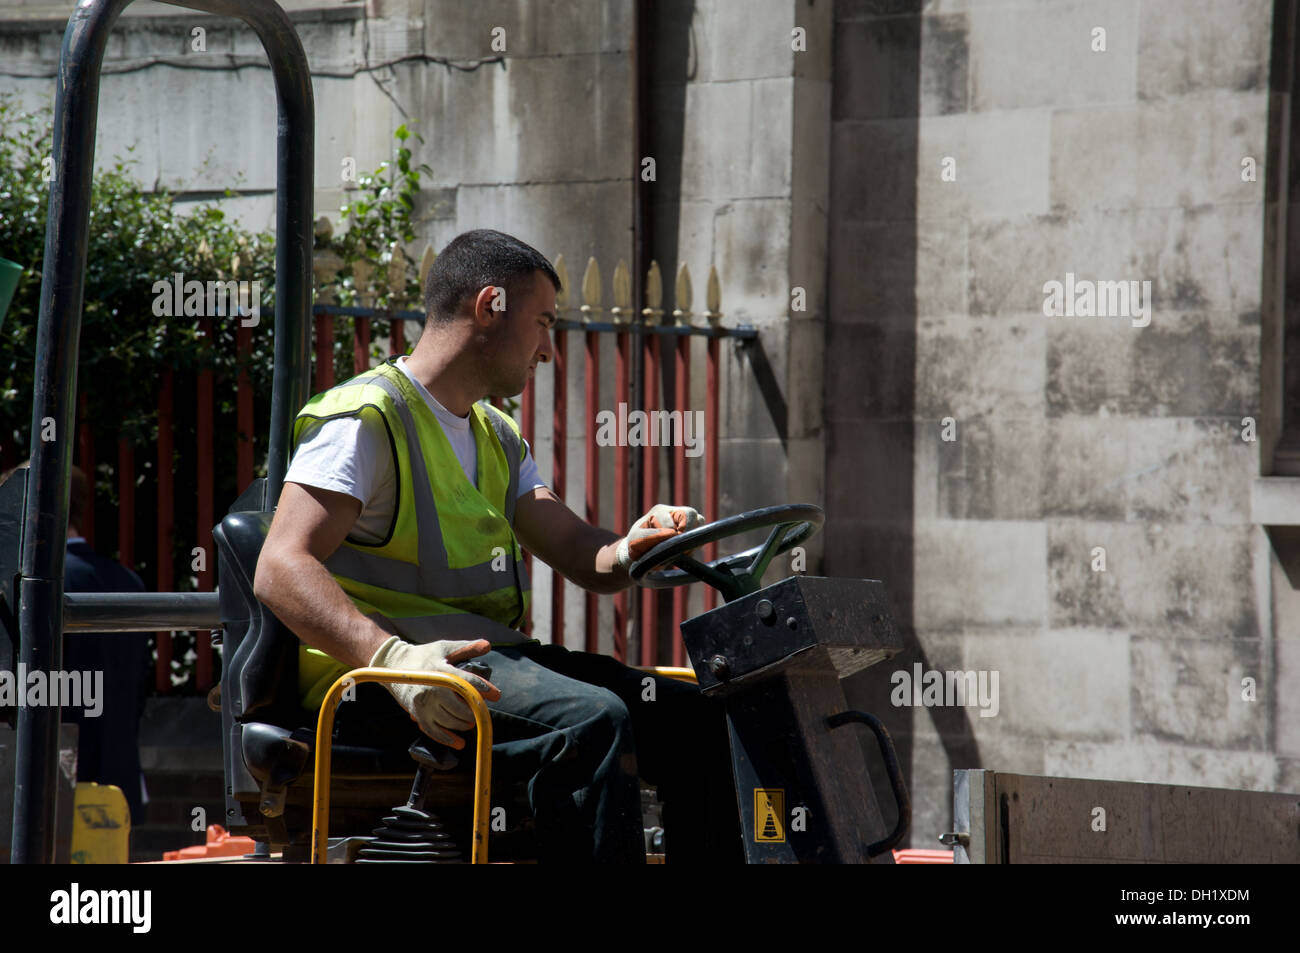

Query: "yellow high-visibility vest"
(290, 358), (531, 709)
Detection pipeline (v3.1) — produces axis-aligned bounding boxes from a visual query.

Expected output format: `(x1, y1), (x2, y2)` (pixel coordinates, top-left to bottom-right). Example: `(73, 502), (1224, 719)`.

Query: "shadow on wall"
(826, 11), (982, 849)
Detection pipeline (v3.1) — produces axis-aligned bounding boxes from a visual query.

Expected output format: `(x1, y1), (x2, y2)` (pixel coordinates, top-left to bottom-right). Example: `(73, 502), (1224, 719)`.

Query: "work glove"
(369, 637), (501, 749)
(616, 504), (705, 569)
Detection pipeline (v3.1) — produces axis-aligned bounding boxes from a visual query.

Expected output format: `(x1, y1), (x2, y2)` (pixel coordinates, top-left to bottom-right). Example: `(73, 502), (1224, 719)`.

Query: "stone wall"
(830, 0), (1290, 848)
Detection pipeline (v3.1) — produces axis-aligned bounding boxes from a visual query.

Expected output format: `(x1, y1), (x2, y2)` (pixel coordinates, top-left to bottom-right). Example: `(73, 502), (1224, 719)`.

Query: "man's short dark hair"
(422, 229), (562, 325)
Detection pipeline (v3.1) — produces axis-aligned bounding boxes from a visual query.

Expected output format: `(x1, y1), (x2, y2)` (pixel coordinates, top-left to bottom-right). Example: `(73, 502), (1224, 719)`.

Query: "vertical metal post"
(672, 334), (690, 664)
(705, 335), (720, 612)
(391, 315), (406, 356)
(76, 393), (94, 545)
(313, 312), (334, 391)
(14, 0), (315, 862)
(353, 315), (370, 374)
(155, 369), (174, 693)
(613, 327), (630, 662)
(237, 322), (255, 489)
(579, 258), (603, 655)
(551, 329), (567, 644)
(196, 317), (215, 689)
(14, 0), (133, 865)
(639, 263), (664, 666)
(117, 438), (134, 570)
(640, 334), (660, 666)
(671, 266), (692, 665)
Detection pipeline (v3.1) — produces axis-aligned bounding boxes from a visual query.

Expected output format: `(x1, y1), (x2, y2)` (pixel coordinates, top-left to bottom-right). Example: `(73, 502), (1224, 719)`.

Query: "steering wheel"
(628, 504), (824, 603)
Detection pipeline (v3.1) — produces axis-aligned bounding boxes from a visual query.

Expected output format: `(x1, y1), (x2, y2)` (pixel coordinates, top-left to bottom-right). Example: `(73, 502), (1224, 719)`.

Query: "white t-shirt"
(285, 356), (545, 543)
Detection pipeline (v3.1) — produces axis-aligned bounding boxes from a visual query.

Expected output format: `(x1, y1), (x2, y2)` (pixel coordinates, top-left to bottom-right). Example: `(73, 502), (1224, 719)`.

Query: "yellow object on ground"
(70, 783), (130, 864)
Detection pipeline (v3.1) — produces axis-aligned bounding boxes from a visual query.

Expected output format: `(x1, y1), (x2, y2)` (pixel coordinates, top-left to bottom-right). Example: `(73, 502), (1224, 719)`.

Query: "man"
(255, 229), (740, 863)
(61, 465), (152, 826)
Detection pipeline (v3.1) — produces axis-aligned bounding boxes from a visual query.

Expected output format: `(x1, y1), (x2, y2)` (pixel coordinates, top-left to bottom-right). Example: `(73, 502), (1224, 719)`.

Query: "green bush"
(0, 94), (427, 689)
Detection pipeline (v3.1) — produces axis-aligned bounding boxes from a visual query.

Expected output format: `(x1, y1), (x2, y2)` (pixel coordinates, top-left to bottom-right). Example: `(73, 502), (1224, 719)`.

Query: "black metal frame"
(10, 0), (313, 864)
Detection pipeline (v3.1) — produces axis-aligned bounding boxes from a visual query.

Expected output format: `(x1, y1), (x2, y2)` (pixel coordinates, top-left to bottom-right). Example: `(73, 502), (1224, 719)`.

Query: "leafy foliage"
(0, 95), (427, 690)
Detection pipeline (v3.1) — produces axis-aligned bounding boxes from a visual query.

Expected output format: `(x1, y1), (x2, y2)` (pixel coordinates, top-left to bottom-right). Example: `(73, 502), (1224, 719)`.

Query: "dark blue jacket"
(63, 541), (151, 825)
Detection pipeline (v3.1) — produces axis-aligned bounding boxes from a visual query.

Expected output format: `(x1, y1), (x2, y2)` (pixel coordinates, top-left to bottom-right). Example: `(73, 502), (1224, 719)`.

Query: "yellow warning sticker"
(754, 788), (785, 843)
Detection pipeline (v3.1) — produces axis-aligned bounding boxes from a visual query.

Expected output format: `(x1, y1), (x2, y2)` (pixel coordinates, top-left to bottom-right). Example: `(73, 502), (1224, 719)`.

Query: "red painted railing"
(74, 259), (748, 692)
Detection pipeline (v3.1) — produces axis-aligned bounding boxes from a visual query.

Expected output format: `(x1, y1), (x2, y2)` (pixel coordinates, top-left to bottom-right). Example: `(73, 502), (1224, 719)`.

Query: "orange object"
(162, 825), (258, 861)
(892, 848), (955, 864)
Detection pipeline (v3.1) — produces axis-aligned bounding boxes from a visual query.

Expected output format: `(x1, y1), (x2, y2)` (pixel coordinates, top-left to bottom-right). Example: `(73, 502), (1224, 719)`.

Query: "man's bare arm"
(252, 481), (393, 669)
(513, 486), (630, 594)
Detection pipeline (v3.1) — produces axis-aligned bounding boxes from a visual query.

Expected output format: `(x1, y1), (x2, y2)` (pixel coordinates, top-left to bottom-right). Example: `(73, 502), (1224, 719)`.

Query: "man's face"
(482, 269), (556, 398)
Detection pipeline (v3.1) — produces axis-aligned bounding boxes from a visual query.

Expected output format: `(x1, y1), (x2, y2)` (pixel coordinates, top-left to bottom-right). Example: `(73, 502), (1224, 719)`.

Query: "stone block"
(968, 210), (1141, 318)
(967, 725), (1047, 776)
(825, 421), (916, 523)
(915, 113), (968, 223)
(682, 80), (792, 202)
(1135, 94), (1268, 210)
(791, 78), (833, 310)
(1050, 105), (1140, 213)
(1043, 740), (1280, 791)
(713, 198), (793, 320)
(1130, 635), (1267, 748)
(1274, 629), (1300, 758)
(830, 218), (967, 319)
(794, 0), (836, 83)
(830, 119), (919, 222)
(916, 109), (1052, 221)
(958, 628), (1131, 740)
(913, 519), (1047, 629)
(932, 415), (1045, 521)
(968, 0), (1138, 111)
(916, 314), (1046, 419)
(786, 316), (825, 441)
(422, 0), (527, 60)
(529, 0), (634, 56)
(666, 199), (718, 270)
(455, 180), (634, 270)
(1040, 416), (1253, 523)
(1121, 419), (1255, 524)
(718, 436), (786, 518)
(825, 320), (916, 420)
(1046, 521), (1259, 638)
(833, 17), (923, 121)
(905, 732), (959, 848)
(1131, 204), (1263, 317)
(723, 326), (785, 441)
(1136, 0), (1271, 101)
(693, 0), (794, 83)
(1046, 319), (1260, 417)
(511, 54), (633, 184)
(1040, 416), (1129, 520)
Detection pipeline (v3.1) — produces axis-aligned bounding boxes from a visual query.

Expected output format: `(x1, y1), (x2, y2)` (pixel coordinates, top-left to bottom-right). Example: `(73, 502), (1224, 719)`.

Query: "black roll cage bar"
(10, 0), (314, 863)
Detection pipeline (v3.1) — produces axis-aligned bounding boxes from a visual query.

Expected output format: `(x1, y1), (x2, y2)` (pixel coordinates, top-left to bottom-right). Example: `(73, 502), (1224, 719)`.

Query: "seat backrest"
(213, 509), (301, 725)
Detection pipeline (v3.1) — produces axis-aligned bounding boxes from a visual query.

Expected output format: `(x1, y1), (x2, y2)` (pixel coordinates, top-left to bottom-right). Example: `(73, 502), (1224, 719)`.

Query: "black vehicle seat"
(213, 507), (480, 855)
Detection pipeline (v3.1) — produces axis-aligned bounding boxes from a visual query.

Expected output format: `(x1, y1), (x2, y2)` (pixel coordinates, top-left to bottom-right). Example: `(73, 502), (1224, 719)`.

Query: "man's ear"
(471, 284), (503, 327)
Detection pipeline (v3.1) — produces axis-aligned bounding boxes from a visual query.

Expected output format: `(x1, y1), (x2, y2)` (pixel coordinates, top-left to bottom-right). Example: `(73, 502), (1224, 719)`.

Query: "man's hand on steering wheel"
(626, 503), (825, 603)
(615, 503), (705, 570)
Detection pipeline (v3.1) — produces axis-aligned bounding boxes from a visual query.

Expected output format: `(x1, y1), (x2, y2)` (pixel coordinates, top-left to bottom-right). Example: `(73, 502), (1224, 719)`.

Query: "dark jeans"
(334, 643), (742, 864)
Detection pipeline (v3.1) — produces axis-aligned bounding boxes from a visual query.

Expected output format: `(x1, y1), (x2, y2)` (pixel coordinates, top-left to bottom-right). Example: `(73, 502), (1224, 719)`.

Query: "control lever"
(411, 657), (492, 772)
